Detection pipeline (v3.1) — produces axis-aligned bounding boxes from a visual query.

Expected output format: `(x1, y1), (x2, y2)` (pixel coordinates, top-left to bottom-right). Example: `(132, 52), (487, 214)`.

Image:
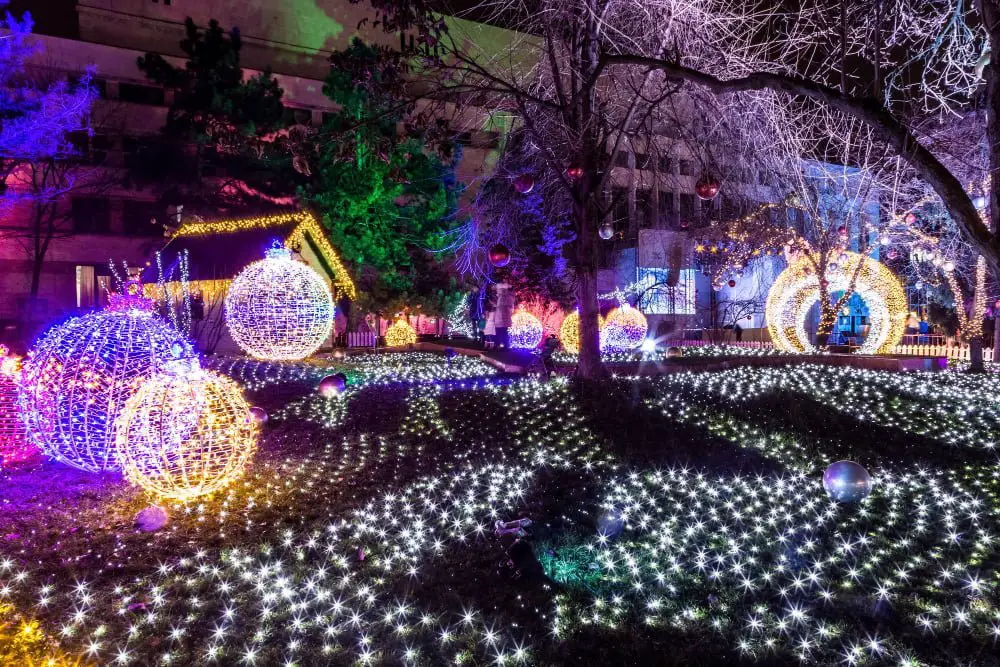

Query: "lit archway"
(766, 251), (907, 354)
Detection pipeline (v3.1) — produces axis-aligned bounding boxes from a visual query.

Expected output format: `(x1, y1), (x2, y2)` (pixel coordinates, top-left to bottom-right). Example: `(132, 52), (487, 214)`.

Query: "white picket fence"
(347, 331), (377, 348)
(676, 339), (775, 349)
(891, 343), (994, 362)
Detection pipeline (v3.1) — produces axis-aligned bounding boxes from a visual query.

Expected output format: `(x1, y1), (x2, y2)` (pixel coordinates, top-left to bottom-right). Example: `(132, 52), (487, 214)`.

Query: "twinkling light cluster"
(508, 308), (544, 349)
(385, 319), (418, 347)
(19, 308), (190, 472)
(599, 305), (648, 352)
(766, 251), (907, 354)
(225, 245), (334, 360)
(0, 347), (33, 465)
(115, 364), (258, 501)
(559, 310), (581, 353)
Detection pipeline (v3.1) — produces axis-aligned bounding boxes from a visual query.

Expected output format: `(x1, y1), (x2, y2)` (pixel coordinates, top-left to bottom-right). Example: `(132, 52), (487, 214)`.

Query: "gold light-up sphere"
(559, 311), (581, 354)
(224, 245), (334, 360)
(766, 251), (907, 354)
(385, 319), (417, 347)
(115, 366), (258, 501)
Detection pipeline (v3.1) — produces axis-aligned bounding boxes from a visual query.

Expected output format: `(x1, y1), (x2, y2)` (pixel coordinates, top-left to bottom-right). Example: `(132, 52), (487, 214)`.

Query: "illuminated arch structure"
(766, 251), (907, 355)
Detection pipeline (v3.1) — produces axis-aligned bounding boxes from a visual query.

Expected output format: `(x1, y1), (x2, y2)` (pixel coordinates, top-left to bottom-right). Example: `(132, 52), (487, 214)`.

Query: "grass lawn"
(1, 352), (999, 665)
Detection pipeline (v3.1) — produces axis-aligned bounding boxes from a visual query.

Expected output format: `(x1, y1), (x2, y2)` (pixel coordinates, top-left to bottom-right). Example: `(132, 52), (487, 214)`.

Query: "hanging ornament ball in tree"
(599, 222), (614, 240)
(224, 243), (334, 361)
(513, 173), (535, 194)
(488, 244), (511, 268)
(565, 166), (585, 181)
(680, 220), (690, 230)
(822, 460), (872, 503)
(249, 406), (268, 425)
(385, 319), (417, 347)
(114, 365), (258, 502)
(600, 304), (648, 352)
(727, 279), (737, 288)
(904, 212), (917, 225)
(914, 280), (923, 290)
(508, 309), (544, 349)
(695, 173), (720, 200)
(973, 195), (987, 209)
(318, 373), (347, 397)
(19, 306), (190, 473)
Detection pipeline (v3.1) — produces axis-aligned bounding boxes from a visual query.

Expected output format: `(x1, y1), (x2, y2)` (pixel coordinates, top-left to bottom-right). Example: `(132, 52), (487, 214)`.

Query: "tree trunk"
(986, 2), (1000, 368)
(575, 201), (604, 379)
(970, 335), (985, 372)
(29, 257), (42, 297)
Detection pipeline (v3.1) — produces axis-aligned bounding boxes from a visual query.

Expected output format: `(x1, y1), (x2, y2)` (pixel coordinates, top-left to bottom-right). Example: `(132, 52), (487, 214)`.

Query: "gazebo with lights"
(145, 211), (356, 354)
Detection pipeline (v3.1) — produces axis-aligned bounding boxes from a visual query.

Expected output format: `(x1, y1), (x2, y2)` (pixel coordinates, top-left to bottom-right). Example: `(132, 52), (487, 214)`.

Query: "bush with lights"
(224, 244), (334, 360)
(19, 287), (191, 472)
(114, 359), (258, 501)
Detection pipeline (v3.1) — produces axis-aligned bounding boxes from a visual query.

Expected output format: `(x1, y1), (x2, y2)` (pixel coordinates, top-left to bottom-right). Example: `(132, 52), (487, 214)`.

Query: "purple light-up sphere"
(823, 460), (872, 503)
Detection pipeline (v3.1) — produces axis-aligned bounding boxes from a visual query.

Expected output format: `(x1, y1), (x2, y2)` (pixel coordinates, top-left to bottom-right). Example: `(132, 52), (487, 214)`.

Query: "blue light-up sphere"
(19, 310), (191, 472)
(225, 246), (334, 360)
(600, 305), (648, 352)
(823, 460), (872, 503)
(509, 310), (544, 349)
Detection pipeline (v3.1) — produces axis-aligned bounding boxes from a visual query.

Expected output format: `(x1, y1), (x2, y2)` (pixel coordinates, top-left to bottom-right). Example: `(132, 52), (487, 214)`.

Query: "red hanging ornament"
(695, 173), (720, 200)
(727, 279), (736, 288)
(904, 212), (917, 225)
(565, 166), (585, 181)
(513, 173), (535, 194)
(680, 220), (690, 230)
(488, 244), (511, 268)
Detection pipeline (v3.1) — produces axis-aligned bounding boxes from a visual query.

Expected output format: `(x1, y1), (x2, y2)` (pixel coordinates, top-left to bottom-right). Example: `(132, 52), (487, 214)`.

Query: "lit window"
(636, 268), (695, 315)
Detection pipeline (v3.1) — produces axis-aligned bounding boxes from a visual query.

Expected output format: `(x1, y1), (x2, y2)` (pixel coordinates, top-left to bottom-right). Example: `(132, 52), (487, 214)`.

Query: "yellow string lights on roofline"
(766, 251), (907, 355)
(172, 211), (356, 300)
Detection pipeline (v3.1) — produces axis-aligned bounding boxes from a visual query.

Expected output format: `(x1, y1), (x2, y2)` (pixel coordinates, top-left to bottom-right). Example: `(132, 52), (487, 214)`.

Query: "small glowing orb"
(225, 245), (334, 360)
(508, 309), (544, 349)
(640, 338), (657, 354)
(385, 319), (417, 347)
(600, 305), (648, 352)
(318, 374), (347, 397)
(822, 460), (872, 503)
(19, 310), (190, 472)
(115, 367), (258, 501)
(248, 406), (268, 424)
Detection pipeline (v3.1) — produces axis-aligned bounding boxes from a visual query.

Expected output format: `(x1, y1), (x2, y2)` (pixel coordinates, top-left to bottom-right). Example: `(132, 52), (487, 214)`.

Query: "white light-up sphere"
(225, 246), (334, 360)
(823, 460), (872, 503)
(509, 310), (544, 349)
(115, 367), (258, 501)
(600, 305), (648, 352)
(19, 310), (190, 472)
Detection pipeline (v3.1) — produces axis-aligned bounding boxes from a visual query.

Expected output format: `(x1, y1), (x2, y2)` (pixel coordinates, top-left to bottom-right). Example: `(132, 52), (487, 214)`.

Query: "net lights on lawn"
(19, 307), (191, 472)
(509, 309), (544, 349)
(600, 304), (648, 352)
(385, 318), (417, 347)
(115, 363), (258, 501)
(766, 251), (907, 354)
(224, 244), (334, 360)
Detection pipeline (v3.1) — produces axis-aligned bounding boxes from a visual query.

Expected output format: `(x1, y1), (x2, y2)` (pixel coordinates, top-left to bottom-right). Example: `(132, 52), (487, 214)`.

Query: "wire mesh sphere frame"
(385, 319), (417, 347)
(224, 246), (334, 360)
(600, 305), (649, 352)
(115, 368), (258, 501)
(19, 310), (192, 473)
(509, 310), (544, 349)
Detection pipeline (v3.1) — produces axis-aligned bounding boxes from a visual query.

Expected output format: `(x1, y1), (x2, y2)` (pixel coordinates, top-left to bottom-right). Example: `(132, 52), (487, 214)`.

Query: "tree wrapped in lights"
(766, 251), (907, 354)
(19, 295), (191, 472)
(0, 347), (33, 465)
(600, 304), (648, 353)
(508, 309), (544, 349)
(385, 318), (417, 347)
(224, 244), (334, 360)
(114, 362), (258, 501)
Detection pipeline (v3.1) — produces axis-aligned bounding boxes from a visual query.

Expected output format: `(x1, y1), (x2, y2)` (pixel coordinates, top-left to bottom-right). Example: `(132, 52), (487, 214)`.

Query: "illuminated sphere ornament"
(599, 222), (614, 240)
(513, 173), (535, 194)
(823, 460), (872, 503)
(766, 250), (907, 355)
(600, 304), (648, 352)
(249, 406), (268, 425)
(224, 244), (334, 360)
(727, 279), (737, 288)
(695, 173), (720, 200)
(559, 311), (581, 354)
(0, 348), (34, 465)
(385, 319), (417, 347)
(488, 244), (511, 268)
(318, 374), (347, 397)
(565, 165), (585, 181)
(19, 307), (190, 472)
(508, 309), (544, 349)
(114, 365), (258, 501)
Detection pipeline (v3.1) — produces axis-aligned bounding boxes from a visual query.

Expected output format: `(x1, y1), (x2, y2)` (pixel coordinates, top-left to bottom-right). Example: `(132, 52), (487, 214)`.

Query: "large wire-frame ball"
(225, 246), (334, 360)
(508, 309), (544, 349)
(0, 351), (33, 465)
(19, 310), (190, 472)
(600, 305), (648, 352)
(115, 367), (258, 501)
(559, 311), (605, 354)
(385, 319), (417, 347)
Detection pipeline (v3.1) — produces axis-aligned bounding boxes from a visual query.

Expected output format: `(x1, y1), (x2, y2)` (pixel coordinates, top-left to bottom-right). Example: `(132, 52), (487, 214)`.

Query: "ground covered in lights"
(1, 351), (1000, 666)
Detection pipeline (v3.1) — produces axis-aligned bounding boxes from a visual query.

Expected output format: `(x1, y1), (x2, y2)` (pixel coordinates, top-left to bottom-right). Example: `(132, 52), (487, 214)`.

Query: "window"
(72, 198), (111, 234)
(282, 106), (311, 126)
(76, 266), (96, 309)
(123, 200), (162, 236)
(611, 187), (629, 225)
(657, 155), (672, 173)
(635, 189), (652, 228)
(634, 153), (650, 170)
(658, 191), (674, 217)
(637, 267), (696, 314)
(119, 82), (165, 106)
(679, 159), (693, 176)
(614, 151), (630, 168)
(680, 193), (696, 219)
